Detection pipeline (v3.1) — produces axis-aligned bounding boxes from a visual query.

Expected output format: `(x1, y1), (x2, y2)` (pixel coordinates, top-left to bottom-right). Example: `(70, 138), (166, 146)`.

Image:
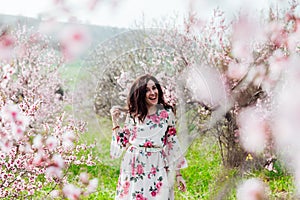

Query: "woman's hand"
(176, 175), (187, 192)
(110, 106), (122, 126)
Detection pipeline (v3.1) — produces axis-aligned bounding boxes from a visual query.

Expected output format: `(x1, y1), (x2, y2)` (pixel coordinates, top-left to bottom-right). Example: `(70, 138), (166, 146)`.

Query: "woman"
(110, 74), (187, 199)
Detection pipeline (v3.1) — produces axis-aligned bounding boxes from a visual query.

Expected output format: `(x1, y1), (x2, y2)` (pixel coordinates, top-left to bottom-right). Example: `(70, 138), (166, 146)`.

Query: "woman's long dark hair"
(127, 74), (172, 123)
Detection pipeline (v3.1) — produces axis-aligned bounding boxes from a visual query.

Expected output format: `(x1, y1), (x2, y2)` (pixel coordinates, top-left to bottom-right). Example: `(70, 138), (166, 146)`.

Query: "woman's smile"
(145, 80), (158, 107)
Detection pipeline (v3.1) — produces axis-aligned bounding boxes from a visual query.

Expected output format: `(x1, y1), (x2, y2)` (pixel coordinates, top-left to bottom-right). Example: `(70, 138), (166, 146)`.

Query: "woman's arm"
(110, 106), (130, 159)
(111, 106), (122, 130)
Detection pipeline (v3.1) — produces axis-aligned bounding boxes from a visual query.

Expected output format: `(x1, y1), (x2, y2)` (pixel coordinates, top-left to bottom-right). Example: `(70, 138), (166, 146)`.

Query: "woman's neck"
(147, 105), (157, 115)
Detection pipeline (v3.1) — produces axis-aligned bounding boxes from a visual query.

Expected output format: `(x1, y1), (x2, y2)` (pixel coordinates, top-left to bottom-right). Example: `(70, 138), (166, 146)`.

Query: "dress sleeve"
(164, 110), (188, 170)
(110, 114), (131, 159)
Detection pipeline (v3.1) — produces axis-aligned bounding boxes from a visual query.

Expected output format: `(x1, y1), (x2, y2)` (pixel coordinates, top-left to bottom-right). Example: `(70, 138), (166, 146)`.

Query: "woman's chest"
(128, 119), (168, 145)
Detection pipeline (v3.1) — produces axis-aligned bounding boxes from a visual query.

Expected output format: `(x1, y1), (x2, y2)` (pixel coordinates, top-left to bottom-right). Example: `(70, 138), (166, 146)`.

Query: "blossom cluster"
(0, 25), (98, 199)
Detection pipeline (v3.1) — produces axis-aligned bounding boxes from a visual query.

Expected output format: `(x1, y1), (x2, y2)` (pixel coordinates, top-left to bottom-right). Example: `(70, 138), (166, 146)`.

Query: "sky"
(0, 0), (291, 28)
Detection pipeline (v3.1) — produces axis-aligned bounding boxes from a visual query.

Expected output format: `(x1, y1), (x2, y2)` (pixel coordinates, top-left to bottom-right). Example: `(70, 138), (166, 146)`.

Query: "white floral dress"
(110, 107), (187, 200)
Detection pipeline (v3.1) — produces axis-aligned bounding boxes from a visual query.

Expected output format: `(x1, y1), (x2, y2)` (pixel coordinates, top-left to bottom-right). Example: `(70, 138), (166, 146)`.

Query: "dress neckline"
(147, 107), (159, 117)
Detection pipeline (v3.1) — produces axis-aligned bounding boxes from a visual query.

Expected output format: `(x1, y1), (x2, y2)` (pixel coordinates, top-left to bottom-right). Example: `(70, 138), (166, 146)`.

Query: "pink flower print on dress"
(156, 181), (163, 190)
(131, 158), (135, 176)
(151, 115), (160, 124)
(177, 159), (186, 168)
(151, 167), (156, 175)
(167, 141), (174, 151)
(124, 127), (130, 135)
(136, 193), (146, 200)
(123, 181), (130, 195)
(151, 190), (157, 197)
(162, 135), (167, 145)
(124, 181), (130, 189)
(144, 141), (153, 148)
(137, 164), (144, 175)
(159, 110), (169, 119)
(168, 127), (176, 136)
(131, 127), (137, 141)
(123, 137), (129, 146)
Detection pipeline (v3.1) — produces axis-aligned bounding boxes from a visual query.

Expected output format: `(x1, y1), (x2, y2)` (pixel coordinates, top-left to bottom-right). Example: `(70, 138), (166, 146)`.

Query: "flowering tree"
(183, 1), (300, 198)
(0, 24), (98, 199)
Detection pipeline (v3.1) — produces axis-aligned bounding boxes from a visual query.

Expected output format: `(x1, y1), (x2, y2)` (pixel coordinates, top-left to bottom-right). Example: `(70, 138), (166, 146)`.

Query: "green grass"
(250, 161), (295, 200)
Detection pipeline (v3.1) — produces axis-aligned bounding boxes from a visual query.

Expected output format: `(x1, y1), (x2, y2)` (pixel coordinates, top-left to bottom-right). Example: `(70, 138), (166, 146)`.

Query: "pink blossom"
(185, 65), (228, 108)
(62, 140), (74, 151)
(46, 136), (58, 151)
(0, 140), (13, 154)
(267, 50), (287, 83)
(63, 131), (76, 142)
(1, 104), (19, 122)
(237, 106), (268, 153)
(19, 142), (33, 153)
(52, 154), (65, 168)
(86, 178), (98, 194)
(49, 190), (60, 198)
(227, 61), (248, 80)
(33, 134), (43, 149)
(32, 151), (45, 166)
(231, 15), (265, 62)
(236, 178), (269, 200)
(11, 124), (25, 140)
(79, 172), (89, 184)
(63, 184), (81, 200)
(59, 25), (91, 61)
(45, 166), (62, 179)
(0, 34), (15, 59)
(267, 22), (288, 48)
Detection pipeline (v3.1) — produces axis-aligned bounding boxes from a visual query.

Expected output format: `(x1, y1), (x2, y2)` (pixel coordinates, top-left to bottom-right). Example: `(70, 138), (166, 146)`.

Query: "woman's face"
(145, 79), (158, 108)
